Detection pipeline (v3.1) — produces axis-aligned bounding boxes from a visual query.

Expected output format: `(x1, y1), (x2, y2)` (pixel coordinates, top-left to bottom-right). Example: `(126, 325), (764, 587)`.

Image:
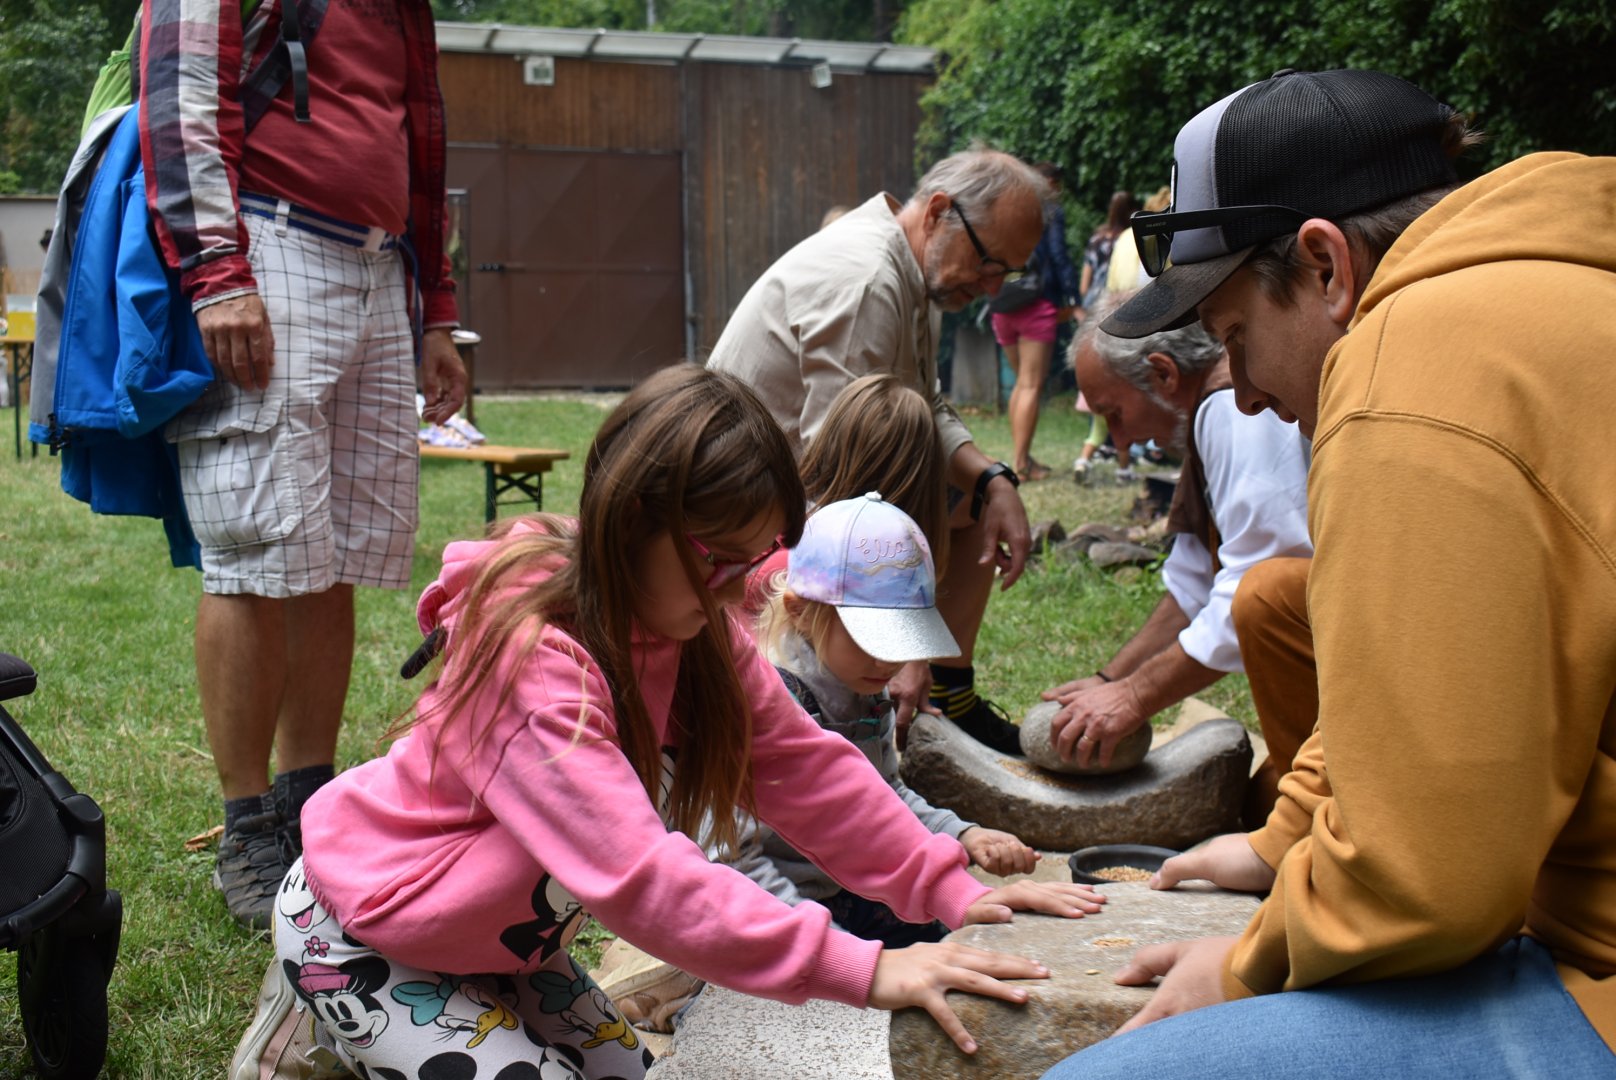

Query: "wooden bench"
(419, 443), (571, 523)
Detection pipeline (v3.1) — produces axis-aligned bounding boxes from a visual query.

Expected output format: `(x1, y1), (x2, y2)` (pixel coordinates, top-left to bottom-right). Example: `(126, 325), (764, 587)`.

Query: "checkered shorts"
(168, 206), (418, 597)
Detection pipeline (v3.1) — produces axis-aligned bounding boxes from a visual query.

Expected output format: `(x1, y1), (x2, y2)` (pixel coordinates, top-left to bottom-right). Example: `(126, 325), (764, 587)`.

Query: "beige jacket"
(706, 193), (973, 462)
(1233, 152), (1616, 1051)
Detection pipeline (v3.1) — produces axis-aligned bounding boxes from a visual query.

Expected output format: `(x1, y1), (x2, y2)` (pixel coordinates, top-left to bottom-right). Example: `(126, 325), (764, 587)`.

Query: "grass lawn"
(0, 386), (1252, 1078)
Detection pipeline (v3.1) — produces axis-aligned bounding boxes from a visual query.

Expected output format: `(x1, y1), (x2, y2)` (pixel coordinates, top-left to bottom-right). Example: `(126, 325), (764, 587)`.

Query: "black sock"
(274, 764), (334, 859)
(929, 664), (979, 719)
(273, 764), (335, 821)
(223, 791), (274, 834)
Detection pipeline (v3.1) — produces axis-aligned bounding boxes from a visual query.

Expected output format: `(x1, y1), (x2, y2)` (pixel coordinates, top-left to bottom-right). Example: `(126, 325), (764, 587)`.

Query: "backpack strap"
(240, 0), (331, 131)
(773, 666), (822, 721)
(129, 18), (141, 102)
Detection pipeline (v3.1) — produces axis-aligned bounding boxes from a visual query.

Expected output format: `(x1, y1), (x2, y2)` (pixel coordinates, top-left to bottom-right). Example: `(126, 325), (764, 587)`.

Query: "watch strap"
(970, 461), (1019, 520)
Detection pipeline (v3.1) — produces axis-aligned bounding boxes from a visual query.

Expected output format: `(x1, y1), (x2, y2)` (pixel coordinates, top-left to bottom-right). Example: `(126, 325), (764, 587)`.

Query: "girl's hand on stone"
(961, 827), (1038, 876)
(963, 880), (1104, 924)
(869, 942), (1049, 1054)
(1152, 833), (1276, 894)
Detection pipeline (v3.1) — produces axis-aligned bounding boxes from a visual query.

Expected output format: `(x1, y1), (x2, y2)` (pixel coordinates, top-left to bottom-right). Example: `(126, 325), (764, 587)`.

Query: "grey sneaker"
(213, 808), (292, 931)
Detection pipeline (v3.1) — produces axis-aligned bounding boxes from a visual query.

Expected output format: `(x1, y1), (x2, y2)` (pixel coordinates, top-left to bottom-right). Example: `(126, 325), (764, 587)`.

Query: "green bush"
(899, 0), (1616, 233)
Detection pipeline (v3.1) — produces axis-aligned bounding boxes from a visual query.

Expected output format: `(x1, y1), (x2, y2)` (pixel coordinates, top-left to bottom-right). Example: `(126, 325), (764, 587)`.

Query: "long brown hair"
(799, 373), (949, 573)
(1103, 190), (1136, 236)
(414, 365), (806, 851)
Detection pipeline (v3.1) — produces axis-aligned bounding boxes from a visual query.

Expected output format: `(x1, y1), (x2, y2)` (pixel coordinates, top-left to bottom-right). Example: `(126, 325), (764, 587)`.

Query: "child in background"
(740, 493), (1040, 947)
(799, 375), (951, 567)
(741, 372), (950, 620)
(262, 366), (1103, 1079)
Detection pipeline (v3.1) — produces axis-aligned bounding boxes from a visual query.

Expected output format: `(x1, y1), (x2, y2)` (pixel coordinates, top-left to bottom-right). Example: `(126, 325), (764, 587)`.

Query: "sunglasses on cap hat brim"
(1131, 203), (1311, 277)
(1100, 204), (1310, 340)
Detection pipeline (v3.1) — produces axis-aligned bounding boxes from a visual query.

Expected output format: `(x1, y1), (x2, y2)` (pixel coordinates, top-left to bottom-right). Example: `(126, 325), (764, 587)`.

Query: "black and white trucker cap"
(1102, 69), (1458, 339)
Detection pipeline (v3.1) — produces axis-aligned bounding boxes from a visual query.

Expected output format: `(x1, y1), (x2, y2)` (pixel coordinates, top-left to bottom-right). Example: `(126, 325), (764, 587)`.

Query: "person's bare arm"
(946, 442), (1031, 589)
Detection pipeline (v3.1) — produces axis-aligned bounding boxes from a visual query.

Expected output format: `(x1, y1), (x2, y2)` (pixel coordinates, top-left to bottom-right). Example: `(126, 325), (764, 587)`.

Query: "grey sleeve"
(893, 780), (974, 840)
(723, 814), (812, 907)
(934, 400), (975, 463)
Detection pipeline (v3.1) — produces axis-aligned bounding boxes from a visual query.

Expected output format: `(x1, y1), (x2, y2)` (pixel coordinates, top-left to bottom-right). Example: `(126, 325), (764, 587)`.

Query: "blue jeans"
(1042, 937), (1614, 1080)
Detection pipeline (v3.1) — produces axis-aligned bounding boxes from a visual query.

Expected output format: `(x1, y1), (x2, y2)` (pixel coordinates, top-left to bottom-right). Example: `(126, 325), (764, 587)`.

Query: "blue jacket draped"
(34, 106), (211, 568)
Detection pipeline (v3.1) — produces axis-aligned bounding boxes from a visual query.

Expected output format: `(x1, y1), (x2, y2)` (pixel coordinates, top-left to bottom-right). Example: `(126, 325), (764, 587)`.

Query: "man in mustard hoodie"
(1041, 69), (1616, 1078)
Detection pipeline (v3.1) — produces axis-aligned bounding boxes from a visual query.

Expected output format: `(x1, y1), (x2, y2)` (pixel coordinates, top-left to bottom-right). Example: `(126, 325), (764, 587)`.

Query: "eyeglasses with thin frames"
(951, 203), (1028, 283)
(686, 533), (784, 590)
(1131, 203), (1310, 277)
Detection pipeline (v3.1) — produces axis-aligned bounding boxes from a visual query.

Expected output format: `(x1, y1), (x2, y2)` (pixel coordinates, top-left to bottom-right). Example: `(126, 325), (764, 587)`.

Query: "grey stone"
(889, 884), (1262, 1079)
(1047, 537), (1098, 565)
(1019, 700), (1153, 775)
(1053, 524), (1135, 563)
(899, 713), (1251, 852)
(1071, 522), (1129, 543)
(1128, 516), (1172, 544)
(1029, 519), (1067, 556)
(1088, 541), (1159, 568)
(651, 985), (891, 1079)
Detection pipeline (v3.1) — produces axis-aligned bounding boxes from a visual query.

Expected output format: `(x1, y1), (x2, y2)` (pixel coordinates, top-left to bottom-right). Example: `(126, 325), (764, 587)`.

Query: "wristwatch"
(970, 461), (1020, 521)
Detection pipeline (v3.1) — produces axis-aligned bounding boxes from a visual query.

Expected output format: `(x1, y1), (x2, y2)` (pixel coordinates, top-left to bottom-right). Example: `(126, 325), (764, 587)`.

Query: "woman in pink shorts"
(989, 162), (1082, 482)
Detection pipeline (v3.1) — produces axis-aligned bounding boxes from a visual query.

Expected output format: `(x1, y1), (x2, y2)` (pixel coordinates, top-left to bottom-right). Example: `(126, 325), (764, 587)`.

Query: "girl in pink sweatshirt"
(264, 366), (1101, 1079)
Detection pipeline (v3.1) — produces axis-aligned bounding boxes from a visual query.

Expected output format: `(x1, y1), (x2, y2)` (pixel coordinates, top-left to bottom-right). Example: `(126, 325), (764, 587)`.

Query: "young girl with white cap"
(745, 493), (1047, 946)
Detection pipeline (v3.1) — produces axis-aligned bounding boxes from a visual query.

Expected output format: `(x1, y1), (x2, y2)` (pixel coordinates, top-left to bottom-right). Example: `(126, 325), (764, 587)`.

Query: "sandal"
(1016, 458), (1054, 482)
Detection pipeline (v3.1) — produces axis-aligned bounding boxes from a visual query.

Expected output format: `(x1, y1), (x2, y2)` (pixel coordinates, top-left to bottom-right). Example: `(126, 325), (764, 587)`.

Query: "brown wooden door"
(447, 146), (686, 389)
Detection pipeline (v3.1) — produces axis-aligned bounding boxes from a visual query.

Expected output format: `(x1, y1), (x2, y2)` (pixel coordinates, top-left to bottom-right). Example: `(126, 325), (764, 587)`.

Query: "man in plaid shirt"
(139, 0), (465, 928)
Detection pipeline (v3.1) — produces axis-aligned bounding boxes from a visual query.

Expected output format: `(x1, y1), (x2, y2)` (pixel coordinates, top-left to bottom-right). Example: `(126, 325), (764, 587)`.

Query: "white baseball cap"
(786, 493), (960, 663)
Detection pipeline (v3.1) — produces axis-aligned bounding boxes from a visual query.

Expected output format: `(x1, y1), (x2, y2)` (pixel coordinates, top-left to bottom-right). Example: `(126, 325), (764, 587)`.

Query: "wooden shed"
(435, 23), (935, 390)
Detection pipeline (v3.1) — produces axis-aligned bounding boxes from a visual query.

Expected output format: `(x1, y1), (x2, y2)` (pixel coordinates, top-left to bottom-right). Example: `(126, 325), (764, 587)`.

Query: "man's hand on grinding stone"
(962, 880), (1105, 925)
(1111, 935), (1237, 1034)
(1152, 833), (1275, 894)
(1046, 680), (1148, 769)
(869, 942), (1049, 1055)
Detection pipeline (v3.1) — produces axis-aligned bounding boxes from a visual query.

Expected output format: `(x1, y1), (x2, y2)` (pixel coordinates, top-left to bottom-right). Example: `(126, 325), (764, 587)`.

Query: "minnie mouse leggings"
(272, 858), (652, 1080)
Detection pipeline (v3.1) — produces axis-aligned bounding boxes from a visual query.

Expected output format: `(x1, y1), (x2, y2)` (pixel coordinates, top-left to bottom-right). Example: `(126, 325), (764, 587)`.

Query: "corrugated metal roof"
(435, 22), (936, 73)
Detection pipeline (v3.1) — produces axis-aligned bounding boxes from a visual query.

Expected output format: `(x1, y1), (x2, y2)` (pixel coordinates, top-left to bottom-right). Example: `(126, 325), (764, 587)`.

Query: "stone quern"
(900, 714), (1250, 852)
(889, 883), (1261, 1080)
(1019, 700), (1152, 775)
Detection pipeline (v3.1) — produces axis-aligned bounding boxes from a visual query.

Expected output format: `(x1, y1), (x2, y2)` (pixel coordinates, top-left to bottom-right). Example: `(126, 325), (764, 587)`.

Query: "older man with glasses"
(1041, 299), (1311, 828)
(709, 149), (1046, 756)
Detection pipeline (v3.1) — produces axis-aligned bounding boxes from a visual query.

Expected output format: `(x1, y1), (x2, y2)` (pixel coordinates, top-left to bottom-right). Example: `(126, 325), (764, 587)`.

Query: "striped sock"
(930, 665), (978, 720)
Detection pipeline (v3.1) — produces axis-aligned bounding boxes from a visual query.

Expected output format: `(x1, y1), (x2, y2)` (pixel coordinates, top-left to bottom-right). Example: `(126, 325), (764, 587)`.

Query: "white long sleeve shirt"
(1161, 390), (1313, 672)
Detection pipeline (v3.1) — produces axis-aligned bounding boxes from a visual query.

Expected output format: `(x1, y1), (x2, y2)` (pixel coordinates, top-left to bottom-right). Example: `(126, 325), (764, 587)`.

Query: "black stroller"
(0, 653), (122, 1079)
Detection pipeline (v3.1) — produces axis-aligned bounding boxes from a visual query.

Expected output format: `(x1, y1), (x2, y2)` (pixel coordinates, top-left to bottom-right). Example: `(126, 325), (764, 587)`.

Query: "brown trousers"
(1232, 557), (1318, 827)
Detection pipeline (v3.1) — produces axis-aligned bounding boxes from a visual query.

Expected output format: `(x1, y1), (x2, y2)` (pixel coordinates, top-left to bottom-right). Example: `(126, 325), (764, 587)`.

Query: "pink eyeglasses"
(686, 533), (784, 589)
